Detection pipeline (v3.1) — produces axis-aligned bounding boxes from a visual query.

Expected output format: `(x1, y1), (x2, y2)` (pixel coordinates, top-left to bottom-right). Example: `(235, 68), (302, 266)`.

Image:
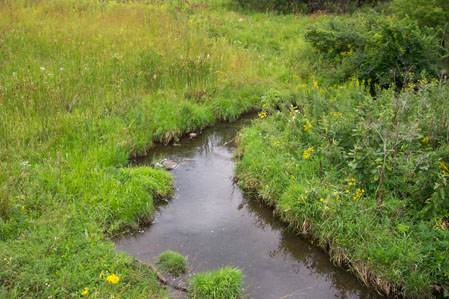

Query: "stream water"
(114, 118), (381, 298)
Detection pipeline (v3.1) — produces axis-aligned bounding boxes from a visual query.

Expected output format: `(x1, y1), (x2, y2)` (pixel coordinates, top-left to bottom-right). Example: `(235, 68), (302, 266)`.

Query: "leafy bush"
(391, 0), (449, 32)
(305, 15), (445, 89)
(189, 267), (244, 299)
(155, 250), (188, 276)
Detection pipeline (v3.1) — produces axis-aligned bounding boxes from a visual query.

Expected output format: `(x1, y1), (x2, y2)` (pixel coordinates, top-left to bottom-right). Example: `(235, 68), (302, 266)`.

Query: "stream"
(114, 117), (381, 298)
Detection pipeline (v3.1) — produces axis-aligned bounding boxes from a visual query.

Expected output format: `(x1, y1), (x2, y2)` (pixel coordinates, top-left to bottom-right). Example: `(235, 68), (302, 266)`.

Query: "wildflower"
(303, 151), (311, 159)
(313, 80), (319, 89)
(439, 161), (449, 175)
(21, 205), (25, 211)
(81, 287), (89, 296)
(319, 198), (324, 202)
(106, 273), (119, 284)
(262, 103), (267, 108)
(258, 111), (267, 118)
(303, 120), (312, 132)
(296, 83), (306, 90)
(99, 271), (104, 278)
(303, 147), (313, 159)
(421, 136), (429, 144)
(345, 189), (349, 193)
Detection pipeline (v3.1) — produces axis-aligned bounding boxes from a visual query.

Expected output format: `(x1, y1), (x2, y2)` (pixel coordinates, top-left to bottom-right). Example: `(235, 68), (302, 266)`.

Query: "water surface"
(115, 119), (381, 298)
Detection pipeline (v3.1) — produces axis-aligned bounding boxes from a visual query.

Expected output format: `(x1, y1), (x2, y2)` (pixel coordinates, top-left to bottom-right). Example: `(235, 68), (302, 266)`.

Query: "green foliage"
(155, 250), (188, 276)
(0, 0), (269, 297)
(391, 0), (449, 32)
(234, 0), (382, 13)
(189, 267), (244, 299)
(305, 15), (445, 89)
(236, 81), (449, 296)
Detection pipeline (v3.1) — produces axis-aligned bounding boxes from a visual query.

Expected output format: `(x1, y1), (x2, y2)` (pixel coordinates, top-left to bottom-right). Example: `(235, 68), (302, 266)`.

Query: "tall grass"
(0, 0), (275, 296)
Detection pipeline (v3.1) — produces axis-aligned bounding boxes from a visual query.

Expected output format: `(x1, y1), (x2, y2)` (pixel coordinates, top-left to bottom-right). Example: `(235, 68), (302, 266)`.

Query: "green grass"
(155, 250), (188, 276)
(0, 0), (285, 296)
(189, 266), (244, 299)
(3, 0), (446, 297)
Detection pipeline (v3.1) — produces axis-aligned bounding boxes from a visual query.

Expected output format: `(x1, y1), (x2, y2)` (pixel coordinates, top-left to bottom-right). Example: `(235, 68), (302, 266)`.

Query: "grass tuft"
(155, 250), (188, 276)
(189, 266), (244, 299)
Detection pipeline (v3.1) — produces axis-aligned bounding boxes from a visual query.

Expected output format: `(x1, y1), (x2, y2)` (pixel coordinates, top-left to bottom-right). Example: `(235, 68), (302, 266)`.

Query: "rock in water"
(162, 160), (178, 170)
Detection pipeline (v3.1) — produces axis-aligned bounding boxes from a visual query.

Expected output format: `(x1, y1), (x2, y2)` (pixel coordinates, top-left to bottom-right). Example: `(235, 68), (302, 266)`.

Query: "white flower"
(40, 67), (45, 71)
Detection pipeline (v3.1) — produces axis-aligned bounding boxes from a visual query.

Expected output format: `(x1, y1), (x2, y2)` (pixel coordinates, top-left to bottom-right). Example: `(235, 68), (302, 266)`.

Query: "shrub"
(234, 0), (382, 13)
(391, 0), (449, 32)
(189, 267), (244, 299)
(155, 250), (188, 276)
(305, 15), (445, 89)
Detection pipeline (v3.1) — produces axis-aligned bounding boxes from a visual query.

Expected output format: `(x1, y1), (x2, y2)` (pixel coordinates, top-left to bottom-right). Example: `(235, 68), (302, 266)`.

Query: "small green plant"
(189, 266), (244, 299)
(155, 250), (188, 276)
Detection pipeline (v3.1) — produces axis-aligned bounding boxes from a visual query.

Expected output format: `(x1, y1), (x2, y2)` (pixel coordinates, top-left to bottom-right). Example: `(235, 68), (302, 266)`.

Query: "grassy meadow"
(0, 0), (279, 296)
(1, 0), (448, 298)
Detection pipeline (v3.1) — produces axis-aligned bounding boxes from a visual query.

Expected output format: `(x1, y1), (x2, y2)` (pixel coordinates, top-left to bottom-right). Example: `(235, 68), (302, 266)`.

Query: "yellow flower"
(303, 151), (310, 159)
(21, 205), (25, 211)
(439, 161), (449, 175)
(303, 120), (312, 132)
(313, 80), (319, 89)
(421, 136), (429, 144)
(81, 287), (89, 296)
(106, 273), (119, 284)
(319, 198), (324, 202)
(258, 111), (267, 118)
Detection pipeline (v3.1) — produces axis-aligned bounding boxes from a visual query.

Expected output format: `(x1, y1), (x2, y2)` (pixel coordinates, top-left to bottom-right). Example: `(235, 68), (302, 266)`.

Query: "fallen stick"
(146, 263), (189, 292)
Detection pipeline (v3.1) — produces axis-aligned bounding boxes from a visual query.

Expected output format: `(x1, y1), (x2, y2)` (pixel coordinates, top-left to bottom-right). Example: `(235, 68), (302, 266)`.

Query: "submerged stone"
(161, 159), (178, 170)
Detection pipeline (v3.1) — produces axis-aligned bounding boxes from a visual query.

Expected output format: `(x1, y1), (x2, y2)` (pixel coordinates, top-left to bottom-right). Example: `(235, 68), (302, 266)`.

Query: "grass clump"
(155, 250), (188, 276)
(189, 266), (244, 299)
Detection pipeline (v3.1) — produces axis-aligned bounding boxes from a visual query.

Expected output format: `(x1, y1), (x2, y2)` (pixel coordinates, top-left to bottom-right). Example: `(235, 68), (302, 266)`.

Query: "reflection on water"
(115, 118), (381, 299)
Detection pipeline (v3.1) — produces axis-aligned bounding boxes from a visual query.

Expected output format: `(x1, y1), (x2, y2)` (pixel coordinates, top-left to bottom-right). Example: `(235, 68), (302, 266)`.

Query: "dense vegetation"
(235, 0), (449, 297)
(1, 0), (447, 297)
(0, 0), (267, 297)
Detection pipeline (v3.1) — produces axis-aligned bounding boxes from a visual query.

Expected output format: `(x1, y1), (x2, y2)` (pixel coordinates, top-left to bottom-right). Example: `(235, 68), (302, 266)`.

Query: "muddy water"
(115, 118), (381, 298)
